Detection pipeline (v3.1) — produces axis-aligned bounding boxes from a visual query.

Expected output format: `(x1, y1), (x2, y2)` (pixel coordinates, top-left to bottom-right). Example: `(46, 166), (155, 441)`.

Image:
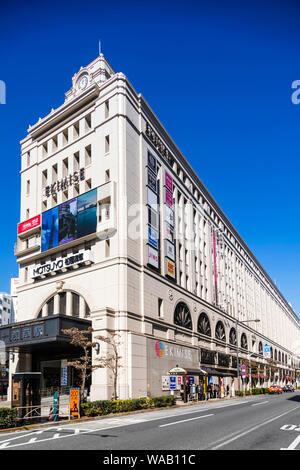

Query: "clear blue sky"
(0, 0), (300, 316)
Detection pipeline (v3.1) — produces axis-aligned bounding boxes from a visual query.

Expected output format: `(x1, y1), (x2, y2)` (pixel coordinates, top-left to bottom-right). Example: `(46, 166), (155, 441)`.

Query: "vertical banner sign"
(212, 229), (218, 306)
(146, 151), (160, 270)
(164, 170), (176, 282)
(69, 387), (80, 419)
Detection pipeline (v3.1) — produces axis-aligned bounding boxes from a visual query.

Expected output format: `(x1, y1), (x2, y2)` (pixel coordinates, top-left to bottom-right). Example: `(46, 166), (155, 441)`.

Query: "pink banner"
(165, 171), (173, 192)
(165, 188), (173, 208)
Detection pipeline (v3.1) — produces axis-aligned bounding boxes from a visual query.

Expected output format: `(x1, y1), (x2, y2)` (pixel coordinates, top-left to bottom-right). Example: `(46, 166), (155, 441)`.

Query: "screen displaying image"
(41, 206), (59, 252)
(41, 189), (98, 252)
(77, 189), (97, 239)
(59, 198), (77, 245)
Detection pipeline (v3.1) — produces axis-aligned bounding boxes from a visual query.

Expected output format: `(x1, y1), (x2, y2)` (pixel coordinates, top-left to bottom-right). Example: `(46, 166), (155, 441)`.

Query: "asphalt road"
(0, 392), (300, 452)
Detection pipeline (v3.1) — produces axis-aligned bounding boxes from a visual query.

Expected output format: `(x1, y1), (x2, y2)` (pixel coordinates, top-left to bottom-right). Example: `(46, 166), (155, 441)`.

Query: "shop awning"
(185, 368), (208, 376)
(201, 367), (235, 377)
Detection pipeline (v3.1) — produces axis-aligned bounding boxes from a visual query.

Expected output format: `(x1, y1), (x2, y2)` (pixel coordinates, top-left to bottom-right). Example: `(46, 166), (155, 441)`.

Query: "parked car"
(282, 385), (288, 392)
(268, 385), (283, 394)
(286, 385), (295, 392)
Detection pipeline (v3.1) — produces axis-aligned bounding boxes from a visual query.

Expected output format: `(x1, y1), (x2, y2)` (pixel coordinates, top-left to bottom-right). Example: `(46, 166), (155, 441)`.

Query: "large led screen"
(77, 189), (97, 239)
(41, 189), (98, 252)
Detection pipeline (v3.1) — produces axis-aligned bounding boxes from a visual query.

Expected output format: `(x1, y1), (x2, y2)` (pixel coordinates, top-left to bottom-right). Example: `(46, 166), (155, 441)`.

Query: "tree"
(61, 327), (96, 402)
(94, 332), (122, 400)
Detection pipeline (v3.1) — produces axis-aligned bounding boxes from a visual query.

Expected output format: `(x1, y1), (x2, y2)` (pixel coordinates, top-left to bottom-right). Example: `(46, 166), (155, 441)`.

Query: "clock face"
(77, 75), (88, 90)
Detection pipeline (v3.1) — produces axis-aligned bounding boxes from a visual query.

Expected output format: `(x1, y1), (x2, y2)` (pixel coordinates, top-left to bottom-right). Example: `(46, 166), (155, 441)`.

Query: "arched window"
(259, 342), (263, 355)
(215, 321), (226, 342)
(274, 349), (277, 361)
(197, 313), (211, 336)
(229, 327), (237, 346)
(37, 291), (91, 319)
(174, 302), (192, 330)
(278, 351), (281, 362)
(270, 347), (273, 359)
(241, 333), (248, 350)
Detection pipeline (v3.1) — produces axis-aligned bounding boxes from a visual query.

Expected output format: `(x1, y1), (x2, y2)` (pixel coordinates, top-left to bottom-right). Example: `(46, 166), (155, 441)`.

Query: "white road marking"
(251, 401), (269, 407)
(281, 435), (300, 450)
(159, 414), (214, 427)
(210, 405), (300, 450)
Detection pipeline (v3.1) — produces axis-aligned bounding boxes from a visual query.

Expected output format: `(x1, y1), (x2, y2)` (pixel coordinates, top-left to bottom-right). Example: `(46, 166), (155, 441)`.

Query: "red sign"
(165, 171), (173, 192)
(18, 215), (41, 235)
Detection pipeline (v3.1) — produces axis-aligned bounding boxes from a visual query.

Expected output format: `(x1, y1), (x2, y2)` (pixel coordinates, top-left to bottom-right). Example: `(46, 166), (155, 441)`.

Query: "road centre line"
(159, 414), (214, 427)
(251, 401), (269, 406)
(210, 404), (300, 450)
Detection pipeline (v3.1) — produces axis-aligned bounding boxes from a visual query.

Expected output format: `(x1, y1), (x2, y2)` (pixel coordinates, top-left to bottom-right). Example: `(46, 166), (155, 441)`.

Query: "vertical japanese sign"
(69, 387), (80, 419)
(146, 151), (160, 270)
(164, 170), (176, 282)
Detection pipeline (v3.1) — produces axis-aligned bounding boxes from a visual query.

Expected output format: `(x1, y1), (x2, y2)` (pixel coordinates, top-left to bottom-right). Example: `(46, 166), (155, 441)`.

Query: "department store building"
(1, 53), (300, 400)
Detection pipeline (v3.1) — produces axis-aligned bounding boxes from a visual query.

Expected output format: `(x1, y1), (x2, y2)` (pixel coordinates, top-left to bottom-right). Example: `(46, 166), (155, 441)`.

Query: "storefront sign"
(164, 223), (174, 243)
(18, 215), (41, 235)
(169, 376), (177, 390)
(166, 258), (176, 279)
(148, 226), (159, 249)
(165, 240), (175, 261)
(263, 344), (271, 359)
(164, 205), (174, 227)
(31, 250), (94, 279)
(147, 188), (158, 208)
(147, 151), (157, 174)
(165, 171), (173, 192)
(161, 375), (170, 391)
(165, 188), (173, 208)
(148, 245), (159, 269)
(147, 168), (157, 193)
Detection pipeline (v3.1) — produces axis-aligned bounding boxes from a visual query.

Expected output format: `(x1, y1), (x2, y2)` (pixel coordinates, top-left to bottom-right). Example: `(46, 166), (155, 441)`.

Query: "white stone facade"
(13, 53), (300, 400)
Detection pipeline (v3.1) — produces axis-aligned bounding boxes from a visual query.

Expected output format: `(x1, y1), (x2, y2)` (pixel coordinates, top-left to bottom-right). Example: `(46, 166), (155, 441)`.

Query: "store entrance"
(40, 360), (62, 390)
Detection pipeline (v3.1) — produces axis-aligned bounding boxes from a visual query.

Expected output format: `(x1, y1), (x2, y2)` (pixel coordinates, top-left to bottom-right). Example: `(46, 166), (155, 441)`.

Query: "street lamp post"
(235, 318), (260, 395)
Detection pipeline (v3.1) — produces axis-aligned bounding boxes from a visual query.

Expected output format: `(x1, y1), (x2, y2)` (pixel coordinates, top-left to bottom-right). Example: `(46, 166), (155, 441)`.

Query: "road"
(0, 392), (299, 451)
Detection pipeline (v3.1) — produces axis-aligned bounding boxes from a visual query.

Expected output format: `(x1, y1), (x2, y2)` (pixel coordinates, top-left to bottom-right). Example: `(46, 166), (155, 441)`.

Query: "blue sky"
(0, 0), (300, 315)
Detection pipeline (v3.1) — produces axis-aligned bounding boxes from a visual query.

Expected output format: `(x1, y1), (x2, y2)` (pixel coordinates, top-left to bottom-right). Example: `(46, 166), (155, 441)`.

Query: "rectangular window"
(62, 129), (68, 146)
(72, 293), (80, 317)
(105, 169), (110, 183)
(59, 292), (66, 315)
(158, 298), (163, 318)
(26, 180), (30, 195)
(105, 239), (110, 257)
(105, 100), (109, 119)
(85, 145), (91, 166)
(105, 135), (110, 154)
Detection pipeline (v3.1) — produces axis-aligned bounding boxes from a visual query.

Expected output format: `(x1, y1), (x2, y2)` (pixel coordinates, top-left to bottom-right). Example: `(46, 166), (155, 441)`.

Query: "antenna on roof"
(99, 40), (102, 56)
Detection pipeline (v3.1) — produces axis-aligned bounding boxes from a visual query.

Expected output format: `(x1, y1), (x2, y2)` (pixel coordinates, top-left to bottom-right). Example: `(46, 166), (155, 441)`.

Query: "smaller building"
(10, 278), (19, 323)
(0, 293), (13, 326)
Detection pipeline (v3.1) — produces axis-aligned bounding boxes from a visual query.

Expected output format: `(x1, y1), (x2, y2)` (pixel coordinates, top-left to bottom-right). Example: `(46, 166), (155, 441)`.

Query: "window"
(174, 302), (192, 330)
(26, 152), (31, 167)
(105, 100), (109, 119)
(26, 180), (30, 196)
(73, 122), (80, 139)
(158, 298), (163, 318)
(42, 169), (48, 188)
(105, 169), (110, 183)
(72, 293), (80, 317)
(47, 297), (54, 316)
(85, 114), (91, 131)
(59, 292), (66, 315)
(62, 129), (68, 146)
(26, 209), (30, 219)
(105, 239), (110, 257)
(85, 145), (91, 166)
(105, 135), (110, 154)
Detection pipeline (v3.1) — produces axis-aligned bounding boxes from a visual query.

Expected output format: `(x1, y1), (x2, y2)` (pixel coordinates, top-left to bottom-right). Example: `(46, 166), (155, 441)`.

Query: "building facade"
(2, 53), (300, 400)
(0, 293), (13, 326)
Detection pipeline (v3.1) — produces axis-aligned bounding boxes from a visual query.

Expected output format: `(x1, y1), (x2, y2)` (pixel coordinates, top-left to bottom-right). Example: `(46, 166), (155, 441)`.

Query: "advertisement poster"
(165, 240), (175, 261)
(166, 258), (176, 278)
(147, 168), (157, 193)
(165, 188), (173, 208)
(148, 226), (159, 249)
(165, 205), (174, 227)
(147, 151), (157, 174)
(148, 245), (159, 269)
(165, 222), (174, 243)
(69, 387), (80, 419)
(147, 187), (158, 208)
(165, 171), (173, 192)
(148, 207), (159, 230)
